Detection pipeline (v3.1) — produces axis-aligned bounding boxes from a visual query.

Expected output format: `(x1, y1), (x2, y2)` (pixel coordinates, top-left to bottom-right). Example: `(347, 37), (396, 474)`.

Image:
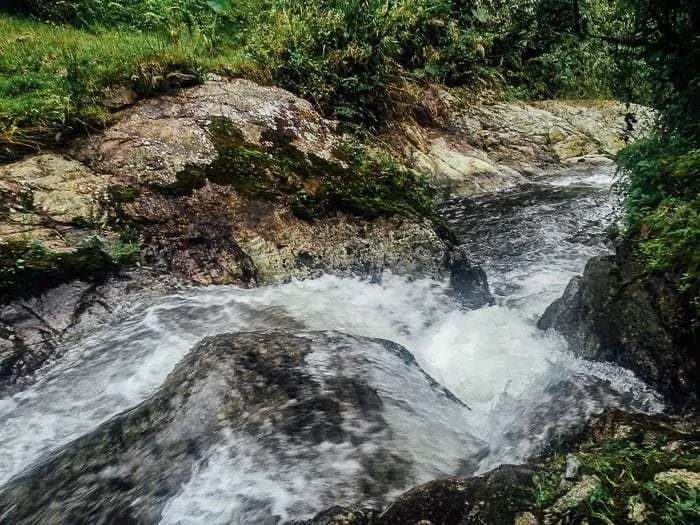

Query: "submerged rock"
(538, 255), (698, 410)
(299, 466), (536, 525)
(0, 331), (487, 523)
(448, 246), (494, 309)
(0, 281), (94, 392)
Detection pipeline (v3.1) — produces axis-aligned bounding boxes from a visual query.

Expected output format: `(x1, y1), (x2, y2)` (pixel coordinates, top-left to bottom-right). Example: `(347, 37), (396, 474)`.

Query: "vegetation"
(0, 0), (654, 158)
(0, 12), (255, 161)
(0, 237), (133, 299)
(158, 118), (438, 220)
(530, 412), (700, 525)
(0, 2), (697, 522)
(614, 0), (700, 336)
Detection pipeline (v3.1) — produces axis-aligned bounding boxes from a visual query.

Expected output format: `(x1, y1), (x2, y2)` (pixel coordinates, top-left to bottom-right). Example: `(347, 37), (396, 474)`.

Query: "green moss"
(0, 237), (122, 301)
(204, 119), (302, 199)
(200, 117), (437, 220)
(107, 184), (139, 204)
(151, 167), (207, 197)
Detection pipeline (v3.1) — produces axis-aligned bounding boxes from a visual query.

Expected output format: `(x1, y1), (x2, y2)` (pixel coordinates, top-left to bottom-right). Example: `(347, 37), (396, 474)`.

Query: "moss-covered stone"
(0, 237), (120, 302)
(199, 117), (438, 221)
(150, 167), (207, 197)
(530, 410), (700, 525)
(297, 410), (698, 525)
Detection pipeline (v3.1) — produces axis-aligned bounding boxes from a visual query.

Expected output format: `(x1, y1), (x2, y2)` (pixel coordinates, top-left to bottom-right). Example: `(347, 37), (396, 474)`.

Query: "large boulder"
(538, 255), (698, 410)
(66, 78), (471, 286)
(0, 331), (487, 524)
(393, 92), (654, 195)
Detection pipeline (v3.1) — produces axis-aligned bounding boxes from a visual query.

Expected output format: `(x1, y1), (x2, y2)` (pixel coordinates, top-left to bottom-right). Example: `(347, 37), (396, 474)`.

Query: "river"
(0, 164), (663, 523)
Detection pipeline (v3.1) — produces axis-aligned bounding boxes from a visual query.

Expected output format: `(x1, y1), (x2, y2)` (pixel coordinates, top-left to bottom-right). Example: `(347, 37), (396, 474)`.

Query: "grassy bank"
(0, 0), (650, 162)
(0, 13), (254, 161)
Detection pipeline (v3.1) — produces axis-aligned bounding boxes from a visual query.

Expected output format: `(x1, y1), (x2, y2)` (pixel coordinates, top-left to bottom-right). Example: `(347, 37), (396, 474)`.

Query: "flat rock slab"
(0, 154), (106, 249)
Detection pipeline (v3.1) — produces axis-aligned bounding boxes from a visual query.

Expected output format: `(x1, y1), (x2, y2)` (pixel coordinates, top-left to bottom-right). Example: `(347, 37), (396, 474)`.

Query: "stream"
(0, 164), (664, 523)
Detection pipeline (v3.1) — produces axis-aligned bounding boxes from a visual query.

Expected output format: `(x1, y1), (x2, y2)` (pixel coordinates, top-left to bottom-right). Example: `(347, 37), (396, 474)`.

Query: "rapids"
(0, 165), (664, 523)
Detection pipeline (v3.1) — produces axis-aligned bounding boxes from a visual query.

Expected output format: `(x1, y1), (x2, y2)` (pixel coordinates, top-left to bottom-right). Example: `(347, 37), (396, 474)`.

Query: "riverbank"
(1, 3), (698, 523)
(3, 148), (695, 524)
(0, 77), (649, 392)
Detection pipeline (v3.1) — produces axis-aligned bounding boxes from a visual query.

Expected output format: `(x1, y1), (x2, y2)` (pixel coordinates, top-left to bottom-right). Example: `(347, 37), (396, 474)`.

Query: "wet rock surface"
(0, 273), (187, 396)
(297, 467), (537, 525)
(538, 254), (699, 411)
(0, 331), (487, 524)
(69, 79), (465, 287)
(299, 409), (700, 525)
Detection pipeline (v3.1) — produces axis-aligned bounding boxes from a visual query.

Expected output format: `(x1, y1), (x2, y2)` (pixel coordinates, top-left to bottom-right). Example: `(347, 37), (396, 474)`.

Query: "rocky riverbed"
(2, 79), (696, 525)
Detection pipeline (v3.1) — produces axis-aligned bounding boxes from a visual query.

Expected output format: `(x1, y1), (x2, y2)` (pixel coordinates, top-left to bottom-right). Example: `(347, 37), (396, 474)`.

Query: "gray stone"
(537, 254), (698, 409)
(548, 475), (601, 515)
(0, 331), (487, 523)
(564, 454), (582, 481)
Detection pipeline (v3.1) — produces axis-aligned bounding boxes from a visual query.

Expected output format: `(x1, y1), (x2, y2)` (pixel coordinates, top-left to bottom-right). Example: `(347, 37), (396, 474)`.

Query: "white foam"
(0, 166), (664, 522)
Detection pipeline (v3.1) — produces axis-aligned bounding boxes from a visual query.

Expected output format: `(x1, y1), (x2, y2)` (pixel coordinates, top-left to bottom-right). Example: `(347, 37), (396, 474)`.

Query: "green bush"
(617, 134), (700, 334)
(617, 136), (700, 229)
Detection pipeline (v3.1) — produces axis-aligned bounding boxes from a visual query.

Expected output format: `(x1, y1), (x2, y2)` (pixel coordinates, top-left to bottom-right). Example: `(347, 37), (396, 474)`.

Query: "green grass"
(0, 14), (253, 161)
(531, 417), (700, 524)
(0, 0), (647, 159)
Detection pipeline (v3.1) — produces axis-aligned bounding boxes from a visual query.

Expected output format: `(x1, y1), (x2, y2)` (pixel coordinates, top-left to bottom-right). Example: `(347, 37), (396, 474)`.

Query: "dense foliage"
(615, 0), (700, 334)
(0, 0), (653, 151)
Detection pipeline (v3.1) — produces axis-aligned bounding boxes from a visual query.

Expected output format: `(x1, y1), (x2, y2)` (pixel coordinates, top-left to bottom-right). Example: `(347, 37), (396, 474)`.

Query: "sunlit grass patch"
(0, 14), (253, 161)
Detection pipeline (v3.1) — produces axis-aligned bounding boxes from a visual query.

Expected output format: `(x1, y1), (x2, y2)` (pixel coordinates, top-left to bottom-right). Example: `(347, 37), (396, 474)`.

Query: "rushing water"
(0, 165), (663, 523)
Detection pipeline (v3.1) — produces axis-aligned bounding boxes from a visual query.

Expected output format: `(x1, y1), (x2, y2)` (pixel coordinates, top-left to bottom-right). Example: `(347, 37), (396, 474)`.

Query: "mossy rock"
(0, 237), (128, 302)
(166, 117), (439, 221)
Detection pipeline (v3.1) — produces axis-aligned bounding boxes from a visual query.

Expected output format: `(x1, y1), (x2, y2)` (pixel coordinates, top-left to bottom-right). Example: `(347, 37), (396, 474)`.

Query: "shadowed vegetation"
(0, 0), (653, 159)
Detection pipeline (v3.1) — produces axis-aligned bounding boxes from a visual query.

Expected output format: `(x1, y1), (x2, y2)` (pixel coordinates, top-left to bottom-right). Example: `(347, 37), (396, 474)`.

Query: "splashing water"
(0, 166), (663, 523)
